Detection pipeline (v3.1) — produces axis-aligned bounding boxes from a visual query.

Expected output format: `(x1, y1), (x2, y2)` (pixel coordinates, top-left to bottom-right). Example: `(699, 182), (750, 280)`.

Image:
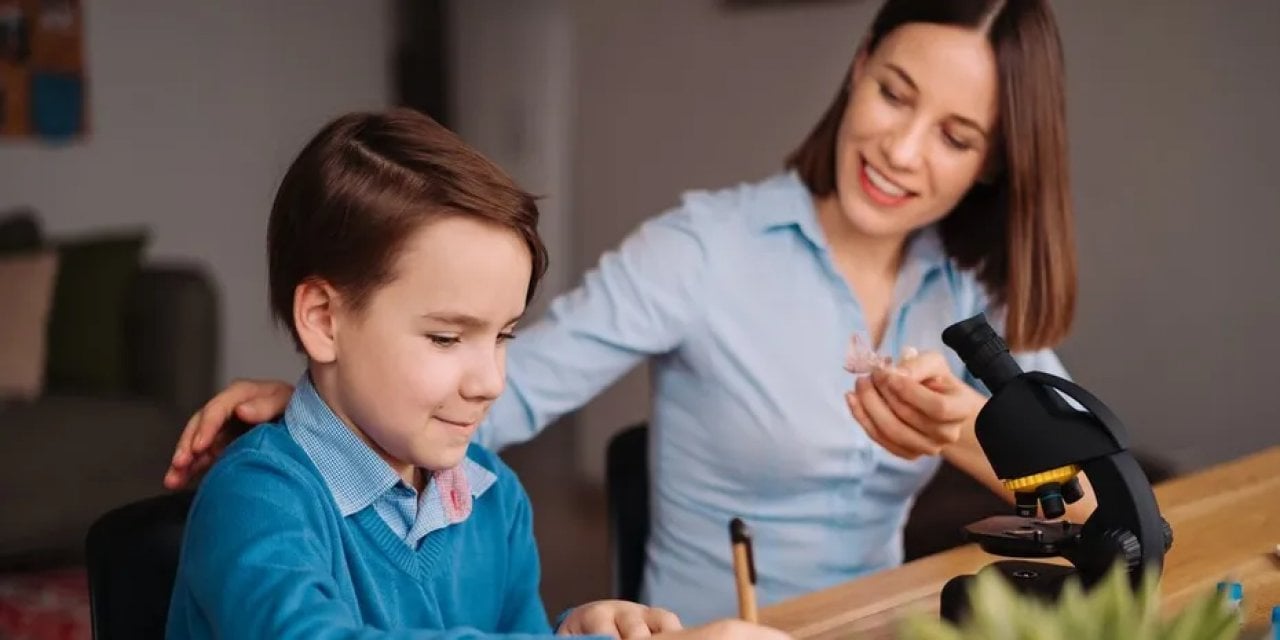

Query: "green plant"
(895, 563), (1241, 640)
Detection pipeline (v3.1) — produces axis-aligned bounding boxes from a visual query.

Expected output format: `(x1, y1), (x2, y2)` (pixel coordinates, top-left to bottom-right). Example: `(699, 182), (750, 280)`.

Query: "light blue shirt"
(481, 171), (1068, 624)
(287, 374), (497, 549)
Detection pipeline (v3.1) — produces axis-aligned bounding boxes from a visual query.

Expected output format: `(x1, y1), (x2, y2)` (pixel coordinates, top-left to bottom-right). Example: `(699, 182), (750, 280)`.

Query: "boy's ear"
(294, 279), (341, 363)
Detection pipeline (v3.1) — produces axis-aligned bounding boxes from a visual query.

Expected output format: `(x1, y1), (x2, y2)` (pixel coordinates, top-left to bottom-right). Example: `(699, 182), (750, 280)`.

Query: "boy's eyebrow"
(421, 312), (524, 328)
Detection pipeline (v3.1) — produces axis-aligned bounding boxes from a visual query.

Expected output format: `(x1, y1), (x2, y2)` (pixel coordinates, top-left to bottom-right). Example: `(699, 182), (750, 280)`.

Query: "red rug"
(0, 567), (90, 640)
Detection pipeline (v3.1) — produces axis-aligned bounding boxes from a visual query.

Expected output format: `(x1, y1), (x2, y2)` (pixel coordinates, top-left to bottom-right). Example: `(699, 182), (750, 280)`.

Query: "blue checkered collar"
(284, 373), (496, 518)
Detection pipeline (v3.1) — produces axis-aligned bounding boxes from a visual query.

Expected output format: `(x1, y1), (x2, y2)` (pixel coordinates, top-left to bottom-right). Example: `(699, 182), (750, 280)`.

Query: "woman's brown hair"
(267, 108), (549, 350)
(785, 0), (1075, 351)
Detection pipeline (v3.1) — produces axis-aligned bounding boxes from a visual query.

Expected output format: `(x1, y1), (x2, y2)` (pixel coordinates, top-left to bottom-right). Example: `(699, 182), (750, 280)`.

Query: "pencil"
(729, 517), (758, 623)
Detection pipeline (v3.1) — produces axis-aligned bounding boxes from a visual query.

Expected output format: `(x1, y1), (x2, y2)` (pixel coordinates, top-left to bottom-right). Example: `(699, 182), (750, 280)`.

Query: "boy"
(166, 109), (788, 639)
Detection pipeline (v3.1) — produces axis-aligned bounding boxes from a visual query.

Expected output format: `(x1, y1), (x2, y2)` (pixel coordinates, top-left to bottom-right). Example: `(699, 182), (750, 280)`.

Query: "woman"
(166, 0), (1093, 625)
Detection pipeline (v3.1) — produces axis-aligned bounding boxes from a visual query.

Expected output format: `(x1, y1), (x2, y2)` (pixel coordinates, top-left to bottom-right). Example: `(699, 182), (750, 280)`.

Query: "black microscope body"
(937, 314), (1173, 622)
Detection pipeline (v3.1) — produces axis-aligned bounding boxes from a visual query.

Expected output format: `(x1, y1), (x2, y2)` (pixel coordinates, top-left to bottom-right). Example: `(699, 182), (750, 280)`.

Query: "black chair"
(605, 423), (650, 602)
(85, 491), (195, 640)
(603, 425), (1180, 598)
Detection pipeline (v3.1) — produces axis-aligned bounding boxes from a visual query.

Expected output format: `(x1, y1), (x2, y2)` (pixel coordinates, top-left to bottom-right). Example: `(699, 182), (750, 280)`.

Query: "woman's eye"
(427, 335), (460, 347)
(879, 82), (903, 105)
(943, 131), (973, 151)
(497, 332), (517, 344)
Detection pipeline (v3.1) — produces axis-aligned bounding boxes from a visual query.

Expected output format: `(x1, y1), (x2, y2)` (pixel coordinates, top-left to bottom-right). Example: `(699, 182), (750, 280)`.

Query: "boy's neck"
(306, 365), (426, 492)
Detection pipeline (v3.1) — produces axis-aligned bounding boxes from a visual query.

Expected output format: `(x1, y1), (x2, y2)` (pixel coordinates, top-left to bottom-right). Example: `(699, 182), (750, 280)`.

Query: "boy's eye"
(427, 335), (460, 347)
(497, 332), (517, 344)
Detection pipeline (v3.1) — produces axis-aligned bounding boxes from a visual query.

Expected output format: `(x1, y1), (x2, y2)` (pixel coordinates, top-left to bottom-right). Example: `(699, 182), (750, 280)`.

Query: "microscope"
(937, 314), (1174, 622)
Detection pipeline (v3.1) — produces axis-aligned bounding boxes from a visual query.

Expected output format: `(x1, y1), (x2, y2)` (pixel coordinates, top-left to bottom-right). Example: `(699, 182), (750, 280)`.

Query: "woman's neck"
(814, 194), (908, 280)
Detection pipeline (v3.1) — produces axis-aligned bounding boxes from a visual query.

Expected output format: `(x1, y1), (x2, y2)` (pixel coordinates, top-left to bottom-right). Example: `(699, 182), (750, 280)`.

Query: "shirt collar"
(751, 170), (821, 238)
(756, 170), (950, 291)
(285, 373), (496, 518)
(893, 225), (949, 307)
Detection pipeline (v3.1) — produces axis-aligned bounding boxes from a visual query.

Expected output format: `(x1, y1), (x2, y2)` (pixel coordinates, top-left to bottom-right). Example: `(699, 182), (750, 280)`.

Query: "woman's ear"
(851, 51), (867, 89)
(850, 36), (873, 88)
(294, 279), (341, 363)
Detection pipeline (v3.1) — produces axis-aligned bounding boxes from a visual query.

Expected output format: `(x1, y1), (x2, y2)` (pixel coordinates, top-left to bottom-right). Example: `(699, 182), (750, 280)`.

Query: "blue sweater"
(166, 423), (601, 639)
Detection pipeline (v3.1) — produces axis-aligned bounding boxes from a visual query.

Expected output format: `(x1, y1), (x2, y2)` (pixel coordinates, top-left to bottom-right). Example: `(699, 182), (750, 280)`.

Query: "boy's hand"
(559, 600), (681, 637)
(658, 619), (794, 640)
(559, 603), (793, 640)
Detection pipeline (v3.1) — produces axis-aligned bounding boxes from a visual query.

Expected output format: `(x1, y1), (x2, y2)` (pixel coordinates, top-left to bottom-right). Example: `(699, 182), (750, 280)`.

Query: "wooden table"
(761, 446), (1280, 639)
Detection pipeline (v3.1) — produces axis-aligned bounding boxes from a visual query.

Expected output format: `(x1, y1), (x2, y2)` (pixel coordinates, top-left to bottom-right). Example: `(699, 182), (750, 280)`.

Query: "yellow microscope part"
(1001, 464), (1081, 492)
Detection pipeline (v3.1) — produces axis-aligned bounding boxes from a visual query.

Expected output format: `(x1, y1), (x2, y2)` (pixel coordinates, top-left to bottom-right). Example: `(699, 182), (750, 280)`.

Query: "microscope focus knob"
(1161, 518), (1174, 552)
(1095, 528), (1143, 573)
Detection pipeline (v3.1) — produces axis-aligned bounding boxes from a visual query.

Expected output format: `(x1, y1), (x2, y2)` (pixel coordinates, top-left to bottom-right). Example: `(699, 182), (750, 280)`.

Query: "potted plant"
(895, 563), (1244, 640)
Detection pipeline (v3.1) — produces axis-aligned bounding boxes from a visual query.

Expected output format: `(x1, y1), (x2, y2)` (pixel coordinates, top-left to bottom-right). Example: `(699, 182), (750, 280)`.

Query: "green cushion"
(44, 231), (149, 394)
(0, 210), (42, 254)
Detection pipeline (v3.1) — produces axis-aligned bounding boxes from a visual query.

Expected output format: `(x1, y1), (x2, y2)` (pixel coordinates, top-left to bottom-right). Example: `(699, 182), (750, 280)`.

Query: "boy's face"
(319, 216), (531, 477)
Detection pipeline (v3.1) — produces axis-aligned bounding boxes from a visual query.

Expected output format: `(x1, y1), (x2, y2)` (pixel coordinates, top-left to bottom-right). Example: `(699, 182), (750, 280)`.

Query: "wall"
(0, 0), (394, 386)
(448, 0), (575, 317)
(567, 0), (885, 481)
(561, 0), (1280, 481)
(1053, 0), (1280, 470)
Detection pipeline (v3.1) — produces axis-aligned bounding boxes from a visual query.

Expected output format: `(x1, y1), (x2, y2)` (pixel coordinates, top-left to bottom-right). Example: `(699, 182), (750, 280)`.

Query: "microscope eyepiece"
(942, 314), (1023, 394)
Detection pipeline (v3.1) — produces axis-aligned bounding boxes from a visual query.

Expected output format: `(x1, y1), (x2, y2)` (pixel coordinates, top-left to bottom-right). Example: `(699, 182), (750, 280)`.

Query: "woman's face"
(833, 22), (999, 239)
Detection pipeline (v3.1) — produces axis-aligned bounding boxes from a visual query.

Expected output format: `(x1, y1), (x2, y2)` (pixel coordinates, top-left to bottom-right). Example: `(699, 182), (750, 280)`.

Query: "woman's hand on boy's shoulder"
(164, 378), (296, 490)
(558, 601), (793, 639)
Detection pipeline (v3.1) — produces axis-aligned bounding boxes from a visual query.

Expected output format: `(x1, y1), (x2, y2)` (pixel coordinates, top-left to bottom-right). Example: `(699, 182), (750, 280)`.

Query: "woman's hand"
(845, 350), (984, 460)
(846, 350), (1099, 521)
(163, 378), (295, 490)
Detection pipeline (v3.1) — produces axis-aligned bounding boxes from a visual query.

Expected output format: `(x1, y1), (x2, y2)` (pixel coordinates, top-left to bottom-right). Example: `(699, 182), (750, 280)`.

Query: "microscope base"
(939, 560), (1079, 623)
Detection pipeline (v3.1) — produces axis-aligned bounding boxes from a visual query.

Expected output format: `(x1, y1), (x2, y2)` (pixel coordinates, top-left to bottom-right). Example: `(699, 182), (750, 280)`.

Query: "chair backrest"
(85, 491), (195, 640)
(604, 423), (649, 602)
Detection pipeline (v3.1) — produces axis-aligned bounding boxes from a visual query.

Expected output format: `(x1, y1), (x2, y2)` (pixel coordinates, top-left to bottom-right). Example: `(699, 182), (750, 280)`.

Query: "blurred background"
(0, 0), (1277, 635)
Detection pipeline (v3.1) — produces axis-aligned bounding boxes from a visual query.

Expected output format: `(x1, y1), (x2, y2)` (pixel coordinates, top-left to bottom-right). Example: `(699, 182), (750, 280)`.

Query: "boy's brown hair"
(268, 108), (548, 349)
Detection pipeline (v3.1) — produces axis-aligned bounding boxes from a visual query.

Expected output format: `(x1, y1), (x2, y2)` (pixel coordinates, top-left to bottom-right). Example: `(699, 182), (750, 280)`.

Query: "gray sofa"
(0, 263), (218, 568)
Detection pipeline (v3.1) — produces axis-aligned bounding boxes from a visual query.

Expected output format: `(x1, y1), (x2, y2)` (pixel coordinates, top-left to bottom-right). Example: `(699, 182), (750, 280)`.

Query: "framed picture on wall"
(0, 0), (88, 141)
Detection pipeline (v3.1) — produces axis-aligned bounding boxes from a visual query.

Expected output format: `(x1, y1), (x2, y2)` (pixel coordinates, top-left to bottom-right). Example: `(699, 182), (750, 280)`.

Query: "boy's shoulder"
(196, 421), (330, 507)
(219, 420), (310, 467)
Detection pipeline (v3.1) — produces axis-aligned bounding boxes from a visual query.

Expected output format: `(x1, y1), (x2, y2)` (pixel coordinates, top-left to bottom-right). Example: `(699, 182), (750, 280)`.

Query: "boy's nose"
(460, 350), (505, 402)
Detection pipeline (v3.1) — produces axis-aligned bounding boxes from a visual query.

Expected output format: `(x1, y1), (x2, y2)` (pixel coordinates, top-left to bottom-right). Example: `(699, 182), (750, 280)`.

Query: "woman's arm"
(473, 205), (712, 451)
(166, 206), (712, 488)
